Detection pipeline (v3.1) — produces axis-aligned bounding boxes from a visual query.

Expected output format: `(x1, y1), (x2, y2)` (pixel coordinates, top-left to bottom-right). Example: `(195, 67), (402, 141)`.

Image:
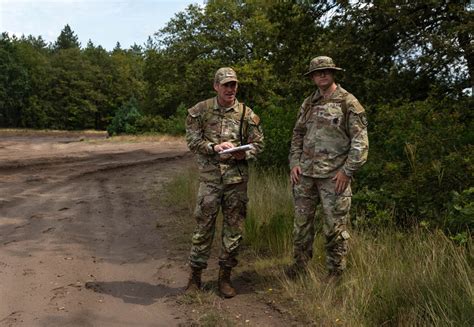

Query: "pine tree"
(54, 24), (80, 50)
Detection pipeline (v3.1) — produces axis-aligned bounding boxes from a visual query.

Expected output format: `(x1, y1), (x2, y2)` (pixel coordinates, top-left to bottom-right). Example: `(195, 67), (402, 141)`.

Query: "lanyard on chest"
(240, 103), (247, 145)
(204, 102), (247, 145)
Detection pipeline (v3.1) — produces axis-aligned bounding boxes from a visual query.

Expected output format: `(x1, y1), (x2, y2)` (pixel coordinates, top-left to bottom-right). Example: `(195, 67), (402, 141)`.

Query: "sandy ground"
(0, 131), (291, 327)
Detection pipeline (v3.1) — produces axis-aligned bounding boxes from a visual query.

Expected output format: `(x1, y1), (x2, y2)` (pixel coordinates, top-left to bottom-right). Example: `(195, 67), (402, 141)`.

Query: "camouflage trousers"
(189, 180), (248, 270)
(292, 175), (351, 273)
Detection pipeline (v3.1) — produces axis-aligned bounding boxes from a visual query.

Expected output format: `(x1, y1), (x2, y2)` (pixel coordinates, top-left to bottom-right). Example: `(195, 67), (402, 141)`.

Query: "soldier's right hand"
(290, 166), (302, 185)
(214, 142), (235, 153)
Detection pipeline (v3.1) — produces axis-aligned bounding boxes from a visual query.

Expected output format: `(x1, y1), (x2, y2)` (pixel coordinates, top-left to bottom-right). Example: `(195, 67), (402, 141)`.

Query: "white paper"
(218, 144), (254, 154)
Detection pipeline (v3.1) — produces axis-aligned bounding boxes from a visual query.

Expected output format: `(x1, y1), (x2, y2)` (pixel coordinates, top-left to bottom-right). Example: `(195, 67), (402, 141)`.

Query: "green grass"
(164, 166), (474, 326)
(245, 167), (294, 256)
(161, 165), (199, 216)
(272, 231), (474, 326)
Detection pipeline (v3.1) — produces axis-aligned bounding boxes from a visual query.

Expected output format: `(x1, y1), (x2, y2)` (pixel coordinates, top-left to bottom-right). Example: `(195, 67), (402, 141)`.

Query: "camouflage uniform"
(289, 56), (369, 274)
(186, 97), (264, 270)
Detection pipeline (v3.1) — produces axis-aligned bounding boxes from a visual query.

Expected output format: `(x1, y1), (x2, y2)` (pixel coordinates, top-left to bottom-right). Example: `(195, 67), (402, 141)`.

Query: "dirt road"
(0, 132), (290, 327)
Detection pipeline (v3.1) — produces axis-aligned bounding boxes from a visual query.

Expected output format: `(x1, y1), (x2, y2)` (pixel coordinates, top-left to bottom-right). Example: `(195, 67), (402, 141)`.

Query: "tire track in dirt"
(0, 139), (194, 326)
(0, 134), (293, 327)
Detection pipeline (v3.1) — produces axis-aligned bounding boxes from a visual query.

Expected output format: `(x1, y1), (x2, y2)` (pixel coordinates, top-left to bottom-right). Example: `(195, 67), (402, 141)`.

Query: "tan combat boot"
(185, 267), (202, 293)
(218, 267), (236, 298)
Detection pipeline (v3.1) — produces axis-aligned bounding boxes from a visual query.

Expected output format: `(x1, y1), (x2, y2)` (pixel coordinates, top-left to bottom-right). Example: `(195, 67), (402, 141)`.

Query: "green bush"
(446, 187), (474, 237)
(135, 114), (167, 133)
(351, 186), (396, 231)
(107, 98), (142, 136)
(160, 104), (186, 135)
(135, 103), (186, 135)
(254, 101), (297, 168)
(354, 97), (473, 231)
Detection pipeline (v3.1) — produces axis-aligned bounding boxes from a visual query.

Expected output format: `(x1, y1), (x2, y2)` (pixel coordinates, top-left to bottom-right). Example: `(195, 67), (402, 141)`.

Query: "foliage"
(354, 97), (473, 230)
(106, 98), (142, 136)
(0, 1), (472, 235)
(254, 102), (297, 168)
(0, 26), (145, 130)
(136, 103), (186, 135)
(53, 24), (80, 51)
(0, 34), (30, 127)
(322, 0), (473, 103)
(446, 187), (474, 237)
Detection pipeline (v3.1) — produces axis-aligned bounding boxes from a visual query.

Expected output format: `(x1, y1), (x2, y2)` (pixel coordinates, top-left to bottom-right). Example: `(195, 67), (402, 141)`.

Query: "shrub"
(107, 98), (142, 136)
(254, 101), (297, 168)
(353, 97), (473, 231)
(446, 187), (474, 238)
(135, 103), (186, 135)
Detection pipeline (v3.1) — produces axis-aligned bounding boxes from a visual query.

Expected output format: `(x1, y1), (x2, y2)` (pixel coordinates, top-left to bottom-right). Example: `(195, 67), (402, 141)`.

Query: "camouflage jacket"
(186, 97), (264, 184)
(289, 85), (369, 178)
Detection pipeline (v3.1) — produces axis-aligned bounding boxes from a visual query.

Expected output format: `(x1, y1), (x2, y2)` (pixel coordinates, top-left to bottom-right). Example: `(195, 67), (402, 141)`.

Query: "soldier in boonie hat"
(303, 56), (344, 76)
(287, 55), (369, 282)
(214, 67), (239, 84)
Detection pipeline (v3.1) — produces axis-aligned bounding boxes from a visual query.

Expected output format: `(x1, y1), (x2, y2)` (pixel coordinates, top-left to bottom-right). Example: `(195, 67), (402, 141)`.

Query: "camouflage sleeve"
(289, 99), (309, 169)
(245, 109), (264, 161)
(342, 97), (369, 176)
(185, 105), (215, 155)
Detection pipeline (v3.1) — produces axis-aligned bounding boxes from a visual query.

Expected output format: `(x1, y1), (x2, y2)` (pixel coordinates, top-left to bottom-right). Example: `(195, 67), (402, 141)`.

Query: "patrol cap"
(214, 67), (239, 84)
(304, 56), (344, 76)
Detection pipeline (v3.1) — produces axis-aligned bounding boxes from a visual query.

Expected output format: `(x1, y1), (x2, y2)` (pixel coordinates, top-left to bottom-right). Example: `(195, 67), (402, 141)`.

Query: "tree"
(48, 48), (96, 129)
(54, 24), (80, 51)
(16, 34), (54, 128)
(319, 0), (473, 103)
(150, 0), (296, 116)
(0, 34), (30, 127)
(83, 41), (114, 129)
(113, 42), (122, 53)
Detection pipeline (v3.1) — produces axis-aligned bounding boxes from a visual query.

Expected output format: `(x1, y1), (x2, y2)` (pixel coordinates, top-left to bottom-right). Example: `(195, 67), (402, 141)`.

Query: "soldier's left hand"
(214, 142), (235, 153)
(332, 171), (350, 195)
(231, 150), (246, 160)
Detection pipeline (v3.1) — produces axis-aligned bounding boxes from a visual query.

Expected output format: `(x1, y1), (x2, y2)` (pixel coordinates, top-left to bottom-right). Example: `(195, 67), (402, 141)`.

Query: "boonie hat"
(304, 56), (344, 76)
(214, 67), (238, 84)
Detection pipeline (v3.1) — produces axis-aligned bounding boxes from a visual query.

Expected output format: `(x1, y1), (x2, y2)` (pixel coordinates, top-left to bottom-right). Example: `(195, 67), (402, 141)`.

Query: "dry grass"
(0, 128), (106, 136)
(165, 166), (474, 326)
(107, 134), (185, 143)
(177, 290), (234, 327)
(268, 230), (474, 326)
(0, 129), (185, 144)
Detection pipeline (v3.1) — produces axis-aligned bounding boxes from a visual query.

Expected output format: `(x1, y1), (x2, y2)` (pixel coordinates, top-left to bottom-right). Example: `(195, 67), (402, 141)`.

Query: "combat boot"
(218, 267), (236, 298)
(185, 267), (202, 293)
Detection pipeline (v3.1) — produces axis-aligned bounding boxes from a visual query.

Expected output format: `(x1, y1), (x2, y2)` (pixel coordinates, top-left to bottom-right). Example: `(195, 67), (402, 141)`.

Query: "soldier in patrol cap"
(185, 67), (264, 297)
(287, 56), (369, 280)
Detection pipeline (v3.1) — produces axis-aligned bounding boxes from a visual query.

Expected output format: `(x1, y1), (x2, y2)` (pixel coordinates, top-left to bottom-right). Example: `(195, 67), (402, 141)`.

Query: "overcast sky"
(0, 0), (202, 50)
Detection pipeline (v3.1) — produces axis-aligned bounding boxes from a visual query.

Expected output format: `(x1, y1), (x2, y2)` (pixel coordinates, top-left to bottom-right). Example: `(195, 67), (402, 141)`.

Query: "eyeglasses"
(312, 70), (332, 77)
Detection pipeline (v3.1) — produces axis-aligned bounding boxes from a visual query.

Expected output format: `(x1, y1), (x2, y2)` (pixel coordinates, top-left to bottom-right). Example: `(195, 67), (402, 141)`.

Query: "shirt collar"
(213, 97), (239, 112)
(312, 84), (343, 103)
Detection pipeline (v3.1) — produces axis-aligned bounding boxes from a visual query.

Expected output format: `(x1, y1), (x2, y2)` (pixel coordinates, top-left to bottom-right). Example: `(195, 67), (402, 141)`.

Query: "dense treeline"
(0, 24), (144, 130)
(0, 0), (472, 236)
